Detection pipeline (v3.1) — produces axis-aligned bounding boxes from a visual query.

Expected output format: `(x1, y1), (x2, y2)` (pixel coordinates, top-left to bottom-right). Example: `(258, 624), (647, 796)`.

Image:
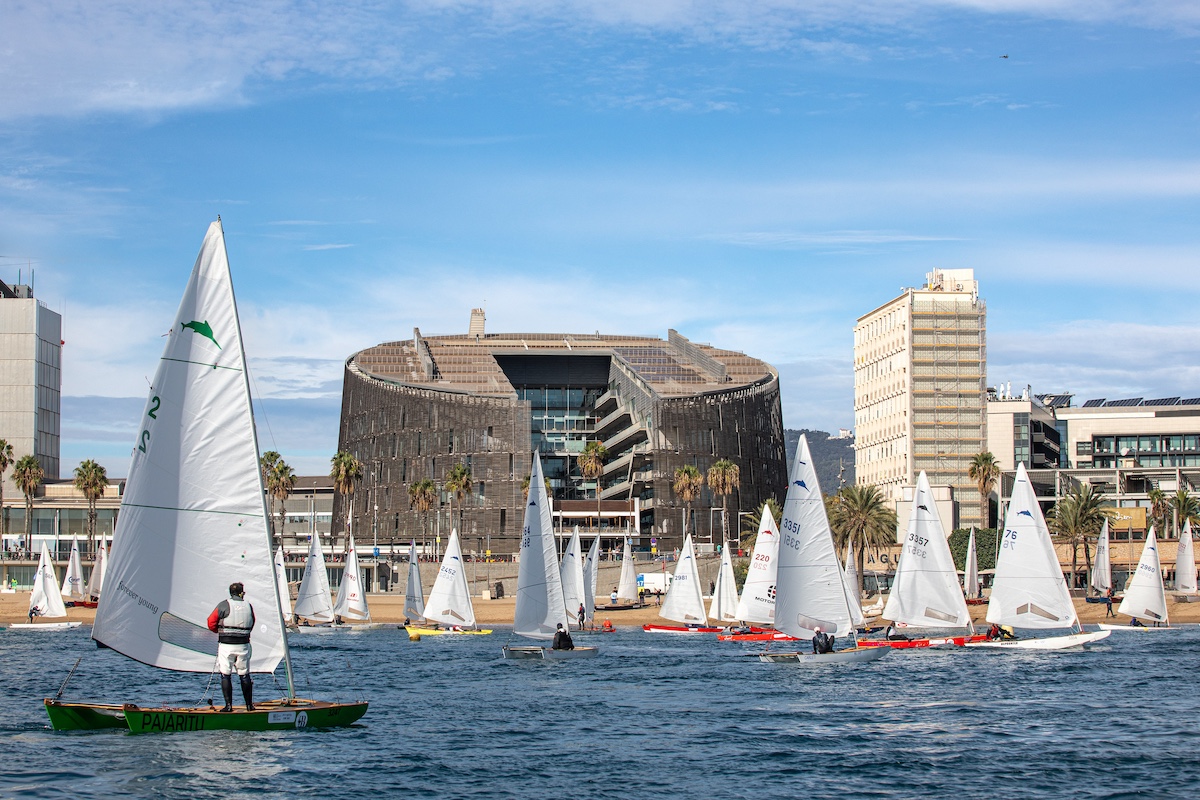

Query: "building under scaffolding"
(335, 310), (786, 557)
(854, 269), (988, 530)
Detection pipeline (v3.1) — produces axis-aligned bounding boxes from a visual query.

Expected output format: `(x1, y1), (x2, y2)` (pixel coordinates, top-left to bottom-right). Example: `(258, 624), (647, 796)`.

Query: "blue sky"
(2, 1), (1199, 477)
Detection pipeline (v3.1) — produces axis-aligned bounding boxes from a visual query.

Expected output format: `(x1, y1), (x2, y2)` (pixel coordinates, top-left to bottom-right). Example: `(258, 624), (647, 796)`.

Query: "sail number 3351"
(138, 396), (161, 453)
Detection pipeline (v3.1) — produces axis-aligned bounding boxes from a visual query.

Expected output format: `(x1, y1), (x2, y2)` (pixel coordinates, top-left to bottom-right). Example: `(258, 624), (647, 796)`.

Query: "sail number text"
(138, 395), (161, 453)
(905, 532), (928, 559)
(1002, 528), (1018, 549)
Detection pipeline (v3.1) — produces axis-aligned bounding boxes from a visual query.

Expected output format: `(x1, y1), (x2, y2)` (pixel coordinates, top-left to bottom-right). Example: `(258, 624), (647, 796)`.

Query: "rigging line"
(245, 361), (279, 453)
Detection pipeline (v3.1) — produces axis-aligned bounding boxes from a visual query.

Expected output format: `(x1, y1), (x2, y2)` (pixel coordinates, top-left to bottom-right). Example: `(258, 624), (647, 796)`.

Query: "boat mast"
(220, 218), (297, 701)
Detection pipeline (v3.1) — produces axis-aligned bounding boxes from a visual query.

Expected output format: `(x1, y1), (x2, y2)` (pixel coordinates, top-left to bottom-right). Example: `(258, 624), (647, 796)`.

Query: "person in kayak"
(207, 582), (256, 712)
(812, 626), (835, 654)
(552, 622), (575, 650)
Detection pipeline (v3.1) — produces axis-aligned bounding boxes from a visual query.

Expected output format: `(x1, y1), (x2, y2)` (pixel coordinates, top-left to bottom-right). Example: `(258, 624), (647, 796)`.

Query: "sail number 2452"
(138, 395), (160, 453)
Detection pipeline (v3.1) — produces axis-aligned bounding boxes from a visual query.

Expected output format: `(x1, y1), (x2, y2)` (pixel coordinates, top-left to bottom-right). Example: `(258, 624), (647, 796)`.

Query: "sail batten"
(91, 221), (286, 674)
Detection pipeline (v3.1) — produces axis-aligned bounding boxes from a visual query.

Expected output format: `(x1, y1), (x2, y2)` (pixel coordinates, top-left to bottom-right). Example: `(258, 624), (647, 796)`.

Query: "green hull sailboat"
(45, 220), (367, 732)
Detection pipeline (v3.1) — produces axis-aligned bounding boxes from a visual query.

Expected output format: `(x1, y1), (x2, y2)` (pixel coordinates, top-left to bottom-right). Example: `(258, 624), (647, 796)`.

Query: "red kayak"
(859, 634), (991, 649)
(642, 624), (724, 634)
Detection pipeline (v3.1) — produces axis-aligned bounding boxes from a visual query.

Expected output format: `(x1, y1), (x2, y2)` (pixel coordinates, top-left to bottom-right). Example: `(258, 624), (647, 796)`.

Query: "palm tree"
(578, 442), (608, 532)
(444, 462), (473, 533)
(0, 439), (13, 536)
(1048, 482), (1111, 588)
(968, 451), (1001, 528)
(1170, 489), (1200, 536)
(12, 455), (44, 553)
(672, 465), (704, 541)
(520, 475), (552, 501)
(827, 483), (898, 595)
(408, 478), (438, 549)
(1148, 487), (1170, 535)
(270, 459), (296, 543)
(73, 459), (109, 553)
(706, 459), (740, 545)
(740, 497), (782, 549)
(260, 450), (281, 534)
(329, 450), (363, 539)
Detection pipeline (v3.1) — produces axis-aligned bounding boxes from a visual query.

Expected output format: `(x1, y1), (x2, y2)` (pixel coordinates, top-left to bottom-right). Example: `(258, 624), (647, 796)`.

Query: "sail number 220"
(138, 396), (160, 453)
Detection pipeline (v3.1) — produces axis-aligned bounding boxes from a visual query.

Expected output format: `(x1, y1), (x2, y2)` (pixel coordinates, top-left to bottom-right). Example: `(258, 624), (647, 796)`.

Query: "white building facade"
(0, 280), (62, 489)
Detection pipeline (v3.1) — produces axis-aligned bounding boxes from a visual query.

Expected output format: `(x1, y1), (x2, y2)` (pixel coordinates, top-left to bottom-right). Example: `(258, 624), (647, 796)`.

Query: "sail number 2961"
(138, 395), (160, 453)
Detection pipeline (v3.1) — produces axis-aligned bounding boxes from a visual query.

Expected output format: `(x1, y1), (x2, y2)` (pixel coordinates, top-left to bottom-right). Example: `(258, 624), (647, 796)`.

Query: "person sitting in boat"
(552, 622), (575, 650)
(884, 624), (909, 641)
(811, 626), (835, 654)
(987, 623), (1002, 641)
(1000, 625), (1017, 640)
(207, 582), (256, 713)
(1130, 617), (1145, 627)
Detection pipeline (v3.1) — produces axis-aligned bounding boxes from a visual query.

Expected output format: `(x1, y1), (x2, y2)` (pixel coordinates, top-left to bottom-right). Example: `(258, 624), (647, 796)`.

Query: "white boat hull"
(501, 645), (600, 660)
(1097, 623), (1182, 632)
(8, 622), (83, 631)
(758, 646), (890, 664)
(965, 630), (1112, 650)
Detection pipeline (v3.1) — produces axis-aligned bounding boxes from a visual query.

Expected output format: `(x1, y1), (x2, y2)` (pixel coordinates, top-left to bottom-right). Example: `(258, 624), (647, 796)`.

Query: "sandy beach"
(4, 591), (1198, 628)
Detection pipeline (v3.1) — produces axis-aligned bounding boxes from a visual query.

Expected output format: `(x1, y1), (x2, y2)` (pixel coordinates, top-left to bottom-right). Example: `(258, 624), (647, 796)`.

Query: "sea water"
(1, 626), (1198, 799)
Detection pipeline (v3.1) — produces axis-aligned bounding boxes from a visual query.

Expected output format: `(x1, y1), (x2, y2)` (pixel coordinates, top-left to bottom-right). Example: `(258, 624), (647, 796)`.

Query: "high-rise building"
(853, 269), (987, 529)
(0, 279), (62, 488)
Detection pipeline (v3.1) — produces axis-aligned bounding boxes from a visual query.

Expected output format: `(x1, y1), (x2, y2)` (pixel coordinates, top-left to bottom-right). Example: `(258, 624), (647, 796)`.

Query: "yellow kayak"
(405, 626), (493, 636)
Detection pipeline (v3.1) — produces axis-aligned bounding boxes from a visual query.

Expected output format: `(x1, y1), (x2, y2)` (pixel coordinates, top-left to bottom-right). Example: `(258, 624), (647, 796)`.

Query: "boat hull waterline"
(964, 630), (1113, 650)
(405, 627), (493, 636)
(45, 697), (368, 732)
(8, 622), (84, 631)
(1096, 623), (1182, 632)
(758, 647), (891, 664)
(859, 634), (990, 649)
(642, 624), (724, 634)
(501, 645), (600, 660)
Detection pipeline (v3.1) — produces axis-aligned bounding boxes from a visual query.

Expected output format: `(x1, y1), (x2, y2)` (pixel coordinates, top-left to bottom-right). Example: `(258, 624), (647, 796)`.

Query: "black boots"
(219, 675), (233, 712)
(240, 675), (255, 711)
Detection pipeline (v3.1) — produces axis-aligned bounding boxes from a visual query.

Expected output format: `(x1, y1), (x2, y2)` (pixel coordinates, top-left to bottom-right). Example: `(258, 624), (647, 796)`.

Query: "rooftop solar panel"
(1082, 399), (1106, 407)
(1140, 397), (1180, 406)
(1181, 398), (1200, 406)
(1104, 398), (1143, 407)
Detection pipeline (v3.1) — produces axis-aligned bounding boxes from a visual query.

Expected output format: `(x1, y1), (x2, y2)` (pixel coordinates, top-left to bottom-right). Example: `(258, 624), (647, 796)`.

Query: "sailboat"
(644, 533), (722, 633)
(330, 534), (374, 626)
(966, 463), (1110, 650)
(842, 541), (876, 619)
(758, 435), (889, 664)
(718, 507), (790, 641)
(45, 220), (366, 731)
(403, 541), (426, 623)
(611, 537), (639, 607)
(273, 547), (294, 627)
(560, 526), (587, 628)
(1176, 520), (1197, 595)
(864, 471), (985, 649)
(580, 535), (600, 627)
(964, 526), (984, 603)
(708, 544), (739, 624)
(61, 537), (85, 603)
(1084, 519), (1117, 603)
(12, 541), (82, 630)
(502, 453), (598, 659)
(88, 540), (108, 602)
(291, 532), (335, 627)
(1101, 526), (1176, 631)
(408, 529), (491, 635)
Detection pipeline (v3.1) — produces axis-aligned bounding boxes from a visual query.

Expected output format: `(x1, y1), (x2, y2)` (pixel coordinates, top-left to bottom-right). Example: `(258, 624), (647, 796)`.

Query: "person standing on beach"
(207, 582), (256, 712)
(1104, 587), (1115, 618)
(611, 587), (618, 606)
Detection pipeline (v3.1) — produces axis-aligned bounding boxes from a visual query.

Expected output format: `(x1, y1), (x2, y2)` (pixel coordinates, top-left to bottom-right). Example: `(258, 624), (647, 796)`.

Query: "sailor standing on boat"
(207, 582), (256, 712)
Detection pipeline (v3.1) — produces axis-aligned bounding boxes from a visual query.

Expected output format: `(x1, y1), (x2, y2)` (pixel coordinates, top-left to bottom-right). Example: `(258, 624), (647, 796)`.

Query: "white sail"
(735, 506), (779, 624)
(293, 532), (334, 622)
(1118, 526), (1169, 624)
(332, 535), (371, 621)
(60, 537), (85, 600)
(581, 535), (599, 622)
(1091, 519), (1112, 595)
(273, 546), (292, 619)
(708, 545), (739, 622)
(964, 527), (980, 599)
(512, 453), (569, 640)
(559, 526), (586, 626)
(88, 540), (108, 599)
(840, 542), (865, 626)
(425, 529), (477, 628)
(775, 435), (858, 638)
(404, 541), (425, 621)
(616, 537), (638, 601)
(660, 533), (707, 625)
(883, 471), (972, 628)
(985, 463), (1077, 630)
(1175, 520), (1197, 594)
(91, 221), (286, 673)
(30, 540), (68, 619)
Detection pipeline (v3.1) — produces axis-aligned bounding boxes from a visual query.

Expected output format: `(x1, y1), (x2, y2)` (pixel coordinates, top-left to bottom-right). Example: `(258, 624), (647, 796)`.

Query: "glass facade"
(1089, 433), (1200, 468)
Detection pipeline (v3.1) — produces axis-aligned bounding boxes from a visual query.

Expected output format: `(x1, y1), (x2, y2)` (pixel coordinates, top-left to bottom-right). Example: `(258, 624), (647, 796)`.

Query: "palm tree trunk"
(1070, 543), (1079, 591)
(721, 494), (729, 544)
(24, 494), (32, 553)
(856, 537), (867, 597)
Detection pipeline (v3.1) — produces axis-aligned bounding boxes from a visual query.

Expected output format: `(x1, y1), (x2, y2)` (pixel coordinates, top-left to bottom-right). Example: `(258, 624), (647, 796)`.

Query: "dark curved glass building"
(335, 310), (785, 557)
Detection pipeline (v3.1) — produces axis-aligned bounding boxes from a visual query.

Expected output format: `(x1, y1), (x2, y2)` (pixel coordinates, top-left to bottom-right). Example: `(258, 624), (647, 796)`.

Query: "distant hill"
(784, 429), (855, 495)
